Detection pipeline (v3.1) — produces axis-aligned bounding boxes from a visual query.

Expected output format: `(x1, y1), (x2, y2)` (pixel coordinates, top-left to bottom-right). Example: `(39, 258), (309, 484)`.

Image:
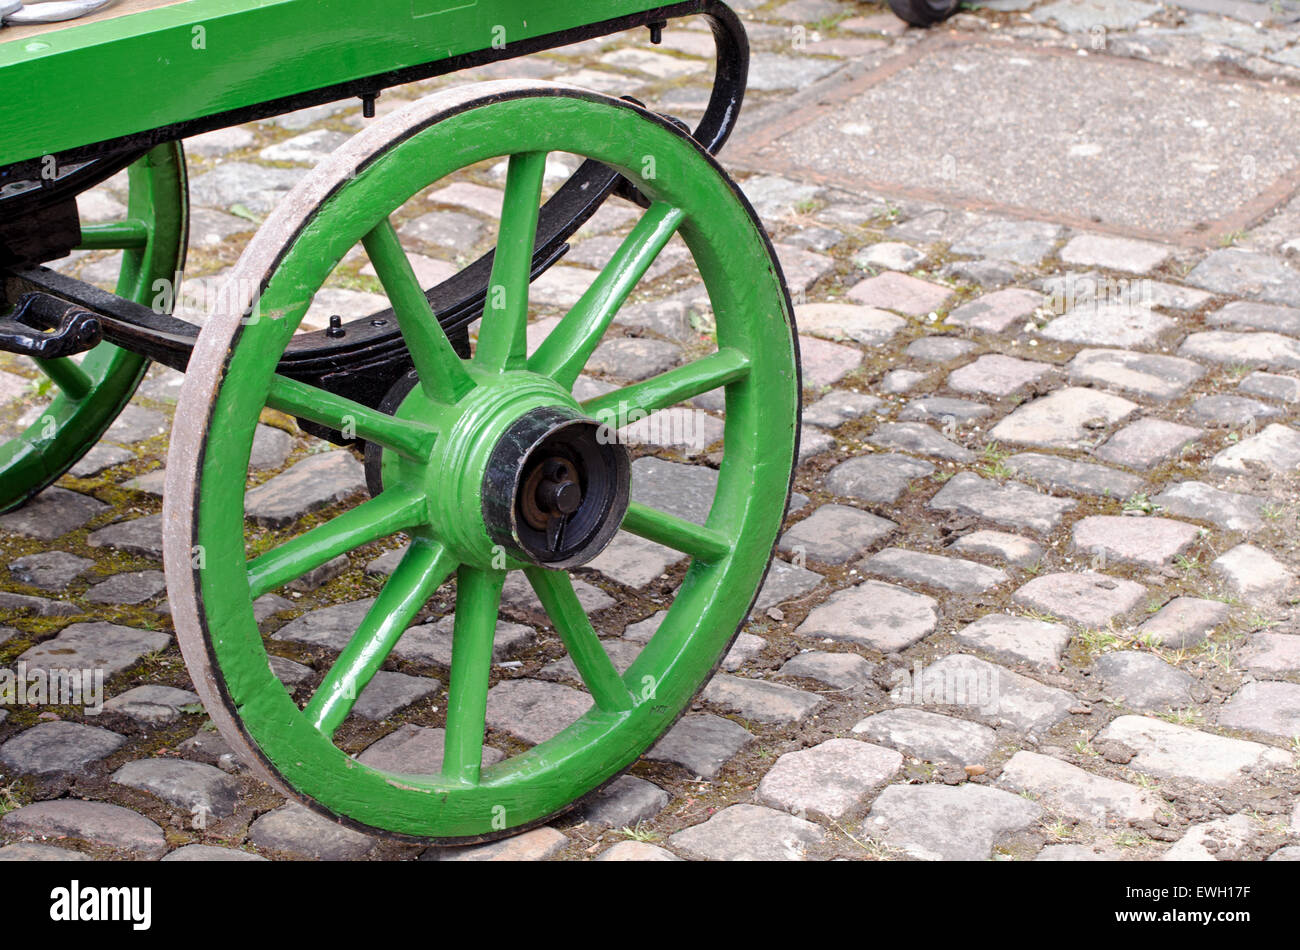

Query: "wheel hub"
(483, 406), (630, 569)
(371, 371), (631, 571)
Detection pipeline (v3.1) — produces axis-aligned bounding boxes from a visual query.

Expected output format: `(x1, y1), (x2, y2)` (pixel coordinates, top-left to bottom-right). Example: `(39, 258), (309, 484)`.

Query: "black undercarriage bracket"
(0, 292), (103, 359)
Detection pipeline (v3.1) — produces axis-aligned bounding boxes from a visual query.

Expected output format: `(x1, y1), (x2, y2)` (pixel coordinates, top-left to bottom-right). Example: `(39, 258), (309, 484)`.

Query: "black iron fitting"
(482, 407), (631, 569)
(0, 292), (103, 359)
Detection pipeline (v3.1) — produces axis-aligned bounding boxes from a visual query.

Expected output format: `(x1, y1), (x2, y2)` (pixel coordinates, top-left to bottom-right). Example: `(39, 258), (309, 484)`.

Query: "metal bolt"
(538, 477), (581, 516)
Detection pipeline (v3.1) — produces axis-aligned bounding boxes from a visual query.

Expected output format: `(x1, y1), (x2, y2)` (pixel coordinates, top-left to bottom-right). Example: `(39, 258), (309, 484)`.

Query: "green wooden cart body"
(0, 0), (684, 167)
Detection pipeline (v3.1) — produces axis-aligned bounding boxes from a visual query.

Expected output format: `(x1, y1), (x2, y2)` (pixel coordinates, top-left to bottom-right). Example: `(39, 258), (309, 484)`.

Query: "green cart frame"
(0, 0), (801, 843)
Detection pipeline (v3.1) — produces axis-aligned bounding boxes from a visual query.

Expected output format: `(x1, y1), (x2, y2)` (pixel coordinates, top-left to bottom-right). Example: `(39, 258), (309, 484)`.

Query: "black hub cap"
(483, 406), (630, 568)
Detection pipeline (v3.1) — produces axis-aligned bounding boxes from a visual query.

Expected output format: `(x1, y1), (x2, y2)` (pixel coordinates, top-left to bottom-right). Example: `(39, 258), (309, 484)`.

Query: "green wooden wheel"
(0, 143), (188, 512)
(163, 81), (800, 842)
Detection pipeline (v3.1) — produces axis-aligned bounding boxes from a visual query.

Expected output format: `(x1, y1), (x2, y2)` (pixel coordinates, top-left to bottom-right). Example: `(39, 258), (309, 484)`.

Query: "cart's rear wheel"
(163, 81), (799, 842)
(0, 143), (187, 511)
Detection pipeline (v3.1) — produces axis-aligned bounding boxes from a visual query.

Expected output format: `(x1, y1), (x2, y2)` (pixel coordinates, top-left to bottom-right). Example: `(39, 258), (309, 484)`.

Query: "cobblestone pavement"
(3, 0), (1300, 861)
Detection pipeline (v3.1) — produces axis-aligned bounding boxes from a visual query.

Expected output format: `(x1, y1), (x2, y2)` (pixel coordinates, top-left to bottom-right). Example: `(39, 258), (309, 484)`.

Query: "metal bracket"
(0, 292), (103, 359)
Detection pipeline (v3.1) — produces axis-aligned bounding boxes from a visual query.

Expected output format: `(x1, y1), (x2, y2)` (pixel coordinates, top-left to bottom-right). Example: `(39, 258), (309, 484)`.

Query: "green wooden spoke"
(622, 502), (731, 562)
(362, 218), (474, 405)
(303, 539), (456, 737)
(266, 374), (437, 461)
(34, 356), (93, 401)
(441, 566), (505, 786)
(528, 202), (685, 389)
(581, 347), (750, 427)
(474, 151), (548, 373)
(524, 567), (633, 712)
(77, 219), (150, 250)
(246, 488), (426, 600)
